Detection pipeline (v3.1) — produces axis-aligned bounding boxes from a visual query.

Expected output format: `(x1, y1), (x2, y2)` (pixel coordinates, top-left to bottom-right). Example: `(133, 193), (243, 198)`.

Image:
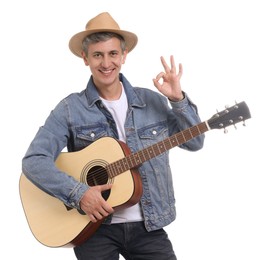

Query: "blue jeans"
(74, 222), (177, 260)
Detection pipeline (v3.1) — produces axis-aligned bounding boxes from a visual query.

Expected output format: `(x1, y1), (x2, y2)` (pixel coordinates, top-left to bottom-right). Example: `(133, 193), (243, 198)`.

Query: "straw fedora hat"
(69, 12), (138, 58)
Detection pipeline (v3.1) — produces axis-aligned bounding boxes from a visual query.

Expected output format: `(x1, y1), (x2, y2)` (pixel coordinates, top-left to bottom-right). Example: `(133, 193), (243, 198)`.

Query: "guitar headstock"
(208, 101), (251, 130)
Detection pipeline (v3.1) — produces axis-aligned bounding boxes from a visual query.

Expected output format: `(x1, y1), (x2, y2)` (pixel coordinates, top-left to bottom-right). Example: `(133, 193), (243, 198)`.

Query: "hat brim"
(69, 29), (138, 58)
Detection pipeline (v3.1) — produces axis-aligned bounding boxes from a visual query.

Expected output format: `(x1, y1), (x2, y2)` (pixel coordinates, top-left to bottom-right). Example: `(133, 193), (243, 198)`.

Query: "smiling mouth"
(99, 69), (114, 75)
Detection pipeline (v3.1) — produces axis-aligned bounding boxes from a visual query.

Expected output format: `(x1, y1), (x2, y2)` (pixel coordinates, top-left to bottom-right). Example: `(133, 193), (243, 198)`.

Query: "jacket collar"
(85, 73), (146, 108)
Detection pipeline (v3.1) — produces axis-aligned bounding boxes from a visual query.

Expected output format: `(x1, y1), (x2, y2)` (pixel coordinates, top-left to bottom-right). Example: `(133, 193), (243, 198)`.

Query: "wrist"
(169, 92), (184, 102)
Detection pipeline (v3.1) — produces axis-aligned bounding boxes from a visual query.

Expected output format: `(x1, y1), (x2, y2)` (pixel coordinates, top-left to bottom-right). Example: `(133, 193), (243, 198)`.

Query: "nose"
(101, 55), (111, 68)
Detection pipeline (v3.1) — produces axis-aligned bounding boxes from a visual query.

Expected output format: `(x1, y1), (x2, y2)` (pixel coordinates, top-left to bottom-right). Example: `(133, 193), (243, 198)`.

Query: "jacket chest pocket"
(74, 124), (108, 149)
(137, 123), (168, 147)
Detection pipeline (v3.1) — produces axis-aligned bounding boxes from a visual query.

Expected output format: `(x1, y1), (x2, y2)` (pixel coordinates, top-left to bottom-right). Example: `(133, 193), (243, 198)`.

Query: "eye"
(110, 51), (118, 57)
(93, 53), (102, 58)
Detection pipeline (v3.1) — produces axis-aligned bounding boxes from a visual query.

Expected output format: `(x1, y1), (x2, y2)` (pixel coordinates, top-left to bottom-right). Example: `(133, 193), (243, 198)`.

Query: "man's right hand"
(79, 184), (114, 223)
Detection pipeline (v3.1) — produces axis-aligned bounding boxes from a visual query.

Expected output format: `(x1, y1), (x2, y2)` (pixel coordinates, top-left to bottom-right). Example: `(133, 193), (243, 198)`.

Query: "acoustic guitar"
(19, 101), (251, 248)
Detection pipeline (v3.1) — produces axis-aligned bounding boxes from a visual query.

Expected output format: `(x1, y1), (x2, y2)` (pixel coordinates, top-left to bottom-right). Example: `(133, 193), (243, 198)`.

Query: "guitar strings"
(84, 124), (207, 186)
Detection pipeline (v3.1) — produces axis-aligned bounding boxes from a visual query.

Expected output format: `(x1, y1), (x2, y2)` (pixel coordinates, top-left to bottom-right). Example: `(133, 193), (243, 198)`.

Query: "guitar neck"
(107, 121), (209, 177)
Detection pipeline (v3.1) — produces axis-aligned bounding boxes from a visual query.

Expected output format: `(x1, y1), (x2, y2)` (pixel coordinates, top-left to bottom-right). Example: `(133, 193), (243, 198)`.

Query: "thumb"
(100, 183), (113, 191)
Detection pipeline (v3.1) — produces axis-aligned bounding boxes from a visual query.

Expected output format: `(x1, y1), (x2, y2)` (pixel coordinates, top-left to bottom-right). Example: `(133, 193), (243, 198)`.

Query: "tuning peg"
(224, 128), (228, 134)
(243, 120), (246, 126)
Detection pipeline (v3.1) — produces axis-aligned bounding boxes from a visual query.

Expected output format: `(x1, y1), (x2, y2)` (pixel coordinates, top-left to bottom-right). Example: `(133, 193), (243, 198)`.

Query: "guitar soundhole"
(86, 166), (110, 200)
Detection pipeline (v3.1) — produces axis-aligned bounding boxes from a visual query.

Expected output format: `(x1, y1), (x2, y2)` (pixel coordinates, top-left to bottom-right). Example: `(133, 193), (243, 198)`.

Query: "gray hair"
(82, 32), (126, 56)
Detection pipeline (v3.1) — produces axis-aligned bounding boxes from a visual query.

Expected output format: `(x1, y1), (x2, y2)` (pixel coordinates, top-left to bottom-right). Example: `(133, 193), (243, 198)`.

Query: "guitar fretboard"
(107, 121), (209, 178)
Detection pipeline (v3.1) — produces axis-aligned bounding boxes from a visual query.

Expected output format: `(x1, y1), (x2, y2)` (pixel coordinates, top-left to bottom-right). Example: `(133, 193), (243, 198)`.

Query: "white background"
(1, 0), (266, 259)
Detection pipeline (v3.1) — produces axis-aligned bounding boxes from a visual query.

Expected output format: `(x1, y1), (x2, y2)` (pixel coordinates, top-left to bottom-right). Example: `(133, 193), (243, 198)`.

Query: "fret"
(108, 158), (127, 177)
(191, 125), (201, 136)
(121, 158), (129, 172)
(180, 131), (187, 144)
(163, 139), (172, 150)
(177, 132), (186, 145)
(111, 162), (118, 177)
(183, 129), (193, 141)
(159, 142), (167, 153)
(201, 122), (209, 133)
(134, 153), (142, 166)
(120, 158), (128, 172)
(188, 128), (194, 139)
(190, 126), (197, 136)
(106, 163), (115, 178)
(153, 143), (161, 157)
(145, 146), (157, 159)
(127, 154), (137, 169)
(114, 160), (123, 174)
(150, 146), (157, 157)
(138, 150), (147, 163)
(169, 135), (177, 146)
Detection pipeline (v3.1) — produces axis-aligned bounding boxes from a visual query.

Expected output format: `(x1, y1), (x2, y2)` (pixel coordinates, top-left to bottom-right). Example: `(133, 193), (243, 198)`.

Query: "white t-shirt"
(100, 86), (144, 223)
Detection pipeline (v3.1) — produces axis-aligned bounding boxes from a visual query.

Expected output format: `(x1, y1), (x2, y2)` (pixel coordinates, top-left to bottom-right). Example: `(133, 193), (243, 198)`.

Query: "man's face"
(82, 37), (127, 88)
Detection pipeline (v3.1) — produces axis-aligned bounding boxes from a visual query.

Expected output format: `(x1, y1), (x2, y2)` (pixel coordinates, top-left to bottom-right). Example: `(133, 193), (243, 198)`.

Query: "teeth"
(102, 70), (112, 74)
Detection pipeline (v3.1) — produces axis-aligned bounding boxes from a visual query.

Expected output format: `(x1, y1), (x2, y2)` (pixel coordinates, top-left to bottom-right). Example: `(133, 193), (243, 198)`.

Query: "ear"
(121, 50), (128, 64)
(81, 51), (89, 66)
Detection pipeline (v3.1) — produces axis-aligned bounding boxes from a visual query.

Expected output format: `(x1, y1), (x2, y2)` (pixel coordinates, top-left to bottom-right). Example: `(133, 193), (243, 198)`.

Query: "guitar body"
(19, 137), (142, 248)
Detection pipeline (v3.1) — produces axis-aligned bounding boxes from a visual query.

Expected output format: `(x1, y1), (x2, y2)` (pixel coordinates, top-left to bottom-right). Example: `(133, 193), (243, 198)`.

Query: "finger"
(99, 199), (114, 214)
(152, 78), (159, 89)
(153, 72), (165, 90)
(170, 55), (176, 73)
(154, 72), (165, 81)
(153, 78), (164, 92)
(98, 185), (114, 213)
(160, 56), (170, 73)
(93, 210), (106, 220)
(88, 214), (97, 223)
(87, 203), (112, 222)
(178, 63), (183, 78)
(100, 183), (113, 192)
(99, 205), (114, 216)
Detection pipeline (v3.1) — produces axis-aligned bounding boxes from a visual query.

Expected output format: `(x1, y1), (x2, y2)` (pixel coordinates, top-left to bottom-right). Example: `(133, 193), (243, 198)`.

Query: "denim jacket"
(22, 73), (205, 232)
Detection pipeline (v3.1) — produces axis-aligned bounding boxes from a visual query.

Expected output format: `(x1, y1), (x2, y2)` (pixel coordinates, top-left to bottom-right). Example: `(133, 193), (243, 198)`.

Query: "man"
(22, 12), (205, 260)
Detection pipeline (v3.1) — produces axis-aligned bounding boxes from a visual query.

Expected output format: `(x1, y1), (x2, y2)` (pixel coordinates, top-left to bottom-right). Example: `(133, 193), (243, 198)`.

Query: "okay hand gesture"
(153, 55), (184, 102)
